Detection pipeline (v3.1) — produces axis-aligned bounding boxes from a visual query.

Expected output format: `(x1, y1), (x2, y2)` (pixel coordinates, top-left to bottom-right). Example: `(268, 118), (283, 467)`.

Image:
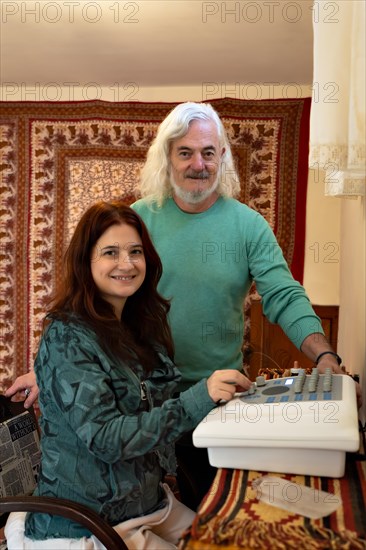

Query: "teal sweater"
(25, 320), (216, 540)
(132, 197), (323, 390)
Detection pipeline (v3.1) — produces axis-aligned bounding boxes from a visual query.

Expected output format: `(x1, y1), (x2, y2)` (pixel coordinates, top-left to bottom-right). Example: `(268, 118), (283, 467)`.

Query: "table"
(178, 437), (366, 549)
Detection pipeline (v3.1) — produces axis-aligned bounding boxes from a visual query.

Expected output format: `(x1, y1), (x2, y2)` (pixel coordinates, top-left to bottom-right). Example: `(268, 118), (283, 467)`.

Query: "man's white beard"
(170, 174), (220, 205)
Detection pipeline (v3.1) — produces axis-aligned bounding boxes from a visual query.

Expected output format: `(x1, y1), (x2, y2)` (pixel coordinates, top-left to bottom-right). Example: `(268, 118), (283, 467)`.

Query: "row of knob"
(294, 367), (333, 393)
(252, 368), (334, 395)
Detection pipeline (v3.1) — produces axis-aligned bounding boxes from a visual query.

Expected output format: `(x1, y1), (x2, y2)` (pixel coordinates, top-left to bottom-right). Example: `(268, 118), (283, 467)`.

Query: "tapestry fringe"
(191, 517), (366, 549)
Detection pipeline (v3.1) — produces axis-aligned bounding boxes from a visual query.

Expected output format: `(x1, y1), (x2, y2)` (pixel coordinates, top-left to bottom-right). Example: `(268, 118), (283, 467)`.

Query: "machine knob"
(255, 376), (266, 387)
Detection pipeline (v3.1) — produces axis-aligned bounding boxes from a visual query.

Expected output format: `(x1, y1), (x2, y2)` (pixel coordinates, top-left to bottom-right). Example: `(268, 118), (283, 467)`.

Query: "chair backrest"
(0, 396), (127, 550)
(0, 495), (126, 550)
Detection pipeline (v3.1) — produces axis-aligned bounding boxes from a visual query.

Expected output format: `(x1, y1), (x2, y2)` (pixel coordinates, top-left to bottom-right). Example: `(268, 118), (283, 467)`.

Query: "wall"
(303, 169), (341, 304)
(339, 198), (366, 420)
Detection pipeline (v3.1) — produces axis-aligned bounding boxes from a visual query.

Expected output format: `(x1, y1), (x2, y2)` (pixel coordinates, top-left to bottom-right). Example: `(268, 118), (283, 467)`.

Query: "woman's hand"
(206, 369), (252, 403)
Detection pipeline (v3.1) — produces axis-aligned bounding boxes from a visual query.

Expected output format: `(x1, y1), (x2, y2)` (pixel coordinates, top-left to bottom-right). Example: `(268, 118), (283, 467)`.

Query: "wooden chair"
(0, 496), (127, 550)
(0, 396), (128, 550)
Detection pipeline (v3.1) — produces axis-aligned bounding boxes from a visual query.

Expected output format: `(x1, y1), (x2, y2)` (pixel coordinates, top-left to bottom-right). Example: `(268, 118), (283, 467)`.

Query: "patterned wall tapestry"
(0, 98), (311, 387)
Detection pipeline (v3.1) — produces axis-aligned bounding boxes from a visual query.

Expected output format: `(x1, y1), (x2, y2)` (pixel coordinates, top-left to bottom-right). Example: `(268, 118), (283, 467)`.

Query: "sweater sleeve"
(246, 213), (324, 348)
(36, 321), (216, 464)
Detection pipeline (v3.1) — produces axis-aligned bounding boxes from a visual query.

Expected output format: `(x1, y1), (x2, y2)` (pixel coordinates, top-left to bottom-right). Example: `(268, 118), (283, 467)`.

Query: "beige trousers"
(5, 484), (195, 550)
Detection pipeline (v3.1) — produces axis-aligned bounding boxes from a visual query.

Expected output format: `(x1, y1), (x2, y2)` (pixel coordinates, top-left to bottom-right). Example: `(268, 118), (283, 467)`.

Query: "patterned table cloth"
(179, 442), (366, 549)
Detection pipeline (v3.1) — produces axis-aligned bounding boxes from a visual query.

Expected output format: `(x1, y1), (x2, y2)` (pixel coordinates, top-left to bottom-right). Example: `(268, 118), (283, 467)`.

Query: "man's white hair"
(138, 102), (240, 206)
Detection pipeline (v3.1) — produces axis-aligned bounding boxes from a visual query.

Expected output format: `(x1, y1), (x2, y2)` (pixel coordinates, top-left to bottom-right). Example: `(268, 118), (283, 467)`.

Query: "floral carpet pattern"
(0, 98), (311, 386)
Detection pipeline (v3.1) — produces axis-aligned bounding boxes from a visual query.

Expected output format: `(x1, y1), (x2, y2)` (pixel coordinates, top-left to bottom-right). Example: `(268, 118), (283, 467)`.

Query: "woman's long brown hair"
(47, 200), (174, 367)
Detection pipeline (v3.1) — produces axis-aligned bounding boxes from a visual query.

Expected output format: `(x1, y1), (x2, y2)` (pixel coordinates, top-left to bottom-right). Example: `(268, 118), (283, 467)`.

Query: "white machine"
(193, 368), (359, 477)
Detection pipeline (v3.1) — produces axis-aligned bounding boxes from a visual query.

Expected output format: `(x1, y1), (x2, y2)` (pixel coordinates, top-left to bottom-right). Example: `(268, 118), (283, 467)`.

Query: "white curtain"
(309, 0), (365, 197)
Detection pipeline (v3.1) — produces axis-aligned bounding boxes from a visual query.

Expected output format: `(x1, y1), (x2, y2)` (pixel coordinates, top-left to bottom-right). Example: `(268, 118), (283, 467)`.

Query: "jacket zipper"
(128, 368), (148, 402)
(140, 381), (147, 401)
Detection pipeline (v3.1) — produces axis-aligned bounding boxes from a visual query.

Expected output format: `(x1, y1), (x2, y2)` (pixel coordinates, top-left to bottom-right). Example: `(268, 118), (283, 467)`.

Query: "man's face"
(169, 119), (225, 206)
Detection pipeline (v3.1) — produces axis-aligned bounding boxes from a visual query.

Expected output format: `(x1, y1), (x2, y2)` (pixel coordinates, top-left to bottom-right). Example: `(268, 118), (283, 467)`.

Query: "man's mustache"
(184, 171), (210, 179)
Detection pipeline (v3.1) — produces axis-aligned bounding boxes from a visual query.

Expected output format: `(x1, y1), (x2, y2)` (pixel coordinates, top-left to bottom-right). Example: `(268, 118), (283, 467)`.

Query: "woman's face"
(90, 223), (146, 317)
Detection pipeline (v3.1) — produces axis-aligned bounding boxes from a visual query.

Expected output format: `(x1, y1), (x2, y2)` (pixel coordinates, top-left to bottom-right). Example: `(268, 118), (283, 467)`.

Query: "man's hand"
(4, 371), (39, 408)
(316, 359), (363, 409)
(206, 369), (252, 403)
(300, 334), (362, 409)
(295, 359), (362, 409)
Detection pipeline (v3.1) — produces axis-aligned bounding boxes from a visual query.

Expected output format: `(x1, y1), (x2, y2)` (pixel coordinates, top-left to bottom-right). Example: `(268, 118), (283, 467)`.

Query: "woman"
(5, 200), (250, 550)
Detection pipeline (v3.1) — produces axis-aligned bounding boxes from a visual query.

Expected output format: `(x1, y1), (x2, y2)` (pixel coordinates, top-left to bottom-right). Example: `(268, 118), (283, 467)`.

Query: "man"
(130, 102), (360, 506)
(6, 102), (361, 509)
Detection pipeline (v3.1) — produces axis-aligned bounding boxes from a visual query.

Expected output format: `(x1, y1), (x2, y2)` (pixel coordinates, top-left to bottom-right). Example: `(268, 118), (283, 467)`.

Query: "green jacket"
(25, 319), (216, 540)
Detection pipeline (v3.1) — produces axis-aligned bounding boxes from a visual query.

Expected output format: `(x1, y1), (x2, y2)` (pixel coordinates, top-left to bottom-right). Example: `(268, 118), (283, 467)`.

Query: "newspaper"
(0, 409), (41, 497)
